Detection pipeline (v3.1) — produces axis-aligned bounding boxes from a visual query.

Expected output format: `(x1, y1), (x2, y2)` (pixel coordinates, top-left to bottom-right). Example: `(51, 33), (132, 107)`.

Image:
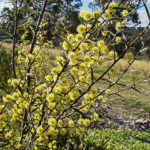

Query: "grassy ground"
(107, 71), (150, 118)
(95, 63), (150, 119)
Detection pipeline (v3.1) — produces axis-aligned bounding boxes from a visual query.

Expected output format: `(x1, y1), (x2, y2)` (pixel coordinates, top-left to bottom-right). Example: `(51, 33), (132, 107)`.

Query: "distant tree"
(0, 7), (14, 33)
(0, 0), (82, 45)
(43, 0), (82, 45)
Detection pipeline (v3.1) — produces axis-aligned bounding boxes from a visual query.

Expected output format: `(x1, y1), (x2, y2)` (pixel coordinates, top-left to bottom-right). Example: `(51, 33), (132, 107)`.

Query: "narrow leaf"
(143, 0), (150, 21)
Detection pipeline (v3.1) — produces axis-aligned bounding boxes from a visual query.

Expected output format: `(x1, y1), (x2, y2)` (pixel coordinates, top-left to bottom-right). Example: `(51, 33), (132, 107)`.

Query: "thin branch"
(30, 0), (49, 54)
(27, 0), (49, 91)
(12, 0), (24, 79)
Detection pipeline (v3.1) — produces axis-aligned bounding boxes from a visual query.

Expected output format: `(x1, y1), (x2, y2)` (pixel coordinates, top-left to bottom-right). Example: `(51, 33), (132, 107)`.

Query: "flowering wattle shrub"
(0, 1), (149, 149)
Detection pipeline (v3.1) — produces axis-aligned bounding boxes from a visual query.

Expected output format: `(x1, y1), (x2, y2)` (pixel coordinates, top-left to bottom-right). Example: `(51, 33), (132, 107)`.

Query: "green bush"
(3, 39), (13, 43)
(83, 129), (150, 150)
(0, 46), (12, 93)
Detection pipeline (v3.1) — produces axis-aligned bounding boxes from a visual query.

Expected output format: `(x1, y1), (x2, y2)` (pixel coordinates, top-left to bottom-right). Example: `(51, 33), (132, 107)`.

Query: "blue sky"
(81, 0), (92, 11)
(0, 0), (150, 26)
(0, 0), (11, 12)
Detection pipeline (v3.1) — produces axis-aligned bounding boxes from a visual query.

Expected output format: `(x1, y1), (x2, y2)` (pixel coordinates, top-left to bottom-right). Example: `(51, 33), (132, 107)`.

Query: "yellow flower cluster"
(80, 10), (101, 21)
(122, 10), (129, 17)
(115, 37), (121, 43)
(124, 52), (133, 62)
(0, 5), (132, 149)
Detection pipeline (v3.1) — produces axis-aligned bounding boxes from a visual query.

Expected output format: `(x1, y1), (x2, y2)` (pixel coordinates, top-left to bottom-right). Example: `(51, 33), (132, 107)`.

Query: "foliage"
(0, 27), (11, 41)
(0, 0), (150, 149)
(0, 0), (82, 44)
(83, 129), (150, 150)
(0, 46), (12, 93)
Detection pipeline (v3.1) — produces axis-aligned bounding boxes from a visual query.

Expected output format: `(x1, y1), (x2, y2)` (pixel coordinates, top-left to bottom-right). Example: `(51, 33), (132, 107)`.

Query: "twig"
(12, 0), (24, 78)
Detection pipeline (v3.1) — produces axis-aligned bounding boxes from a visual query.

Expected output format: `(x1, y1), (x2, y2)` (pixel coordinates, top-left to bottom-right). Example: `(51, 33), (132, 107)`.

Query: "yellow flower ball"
(48, 102), (56, 110)
(115, 22), (121, 31)
(68, 120), (75, 128)
(79, 42), (87, 51)
(68, 52), (76, 60)
(83, 55), (91, 62)
(48, 143), (53, 148)
(87, 24), (92, 31)
(93, 10), (101, 18)
(48, 118), (56, 127)
(77, 24), (86, 34)
(79, 63), (87, 72)
(62, 41), (69, 50)
(77, 118), (84, 125)
(115, 37), (121, 43)
(45, 75), (52, 81)
(76, 128), (85, 135)
(101, 45), (109, 54)
(124, 52), (133, 62)
(51, 67), (58, 75)
(121, 21), (127, 27)
(105, 89), (110, 95)
(122, 10), (129, 17)
(37, 126), (43, 134)
(108, 2), (118, 12)
(80, 11), (92, 21)
(79, 76), (86, 81)
(101, 30), (107, 36)
(28, 54), (34, 61)
(7, 79), (12, 84)
(94, 113), (99, 121)
(85, 33), (90, 38)
(97, 40), (105, 48)
(92, 46), (99, 54)
(57, 120), (63, 127)
(67, 34), (74, 42)
(108, 51), (118, 59)
(23, 92), (29, 98)
(54, 86), (62, 93)
(3, 95), (14, 102)
(53, 145), (57, 150)
(70, 67), (78, 76)
(5, 131), (12, 139)
(104, 11), (111, 20)
(43, 43), (49, 48)
(60, 128), (66, 135)
(47, 93), (55, 101)
(98, 95), (103, 100)
(83, 119), (90, 127)
(75, 34), (83, 41)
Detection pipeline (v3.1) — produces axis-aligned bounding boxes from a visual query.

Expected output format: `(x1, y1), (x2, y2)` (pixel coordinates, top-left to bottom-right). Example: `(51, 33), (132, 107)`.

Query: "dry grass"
(1, 41), (150, 73)
(129, 60), (150, 74)
(0, 41), (13, 50)
(0, 41), (63, 59)
(104, 59), (150, 74)
(43, 48), (64, 59)
(24, 45), (64, 59)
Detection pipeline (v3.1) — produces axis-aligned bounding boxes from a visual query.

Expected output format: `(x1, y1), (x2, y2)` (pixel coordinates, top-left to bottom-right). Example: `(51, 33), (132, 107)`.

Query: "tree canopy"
(0, 0), (82, 44)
